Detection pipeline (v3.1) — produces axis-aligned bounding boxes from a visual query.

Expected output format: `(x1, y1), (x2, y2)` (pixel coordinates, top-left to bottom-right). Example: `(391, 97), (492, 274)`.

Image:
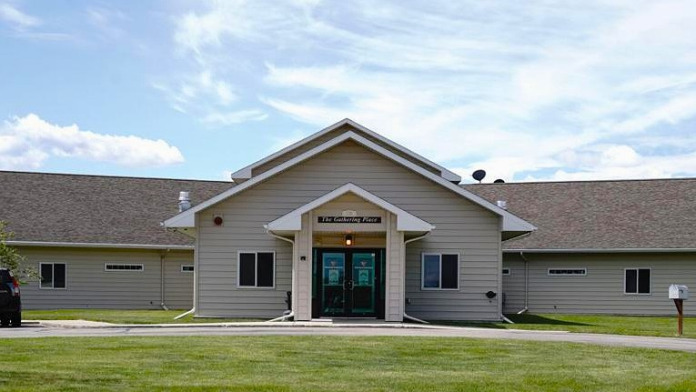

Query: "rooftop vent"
(178, 191), (191, 212)
(496, 200), (507, 210)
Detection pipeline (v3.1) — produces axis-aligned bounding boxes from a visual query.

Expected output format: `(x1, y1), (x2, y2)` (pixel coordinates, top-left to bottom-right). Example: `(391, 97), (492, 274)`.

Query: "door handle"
(344, 280), (354, 290)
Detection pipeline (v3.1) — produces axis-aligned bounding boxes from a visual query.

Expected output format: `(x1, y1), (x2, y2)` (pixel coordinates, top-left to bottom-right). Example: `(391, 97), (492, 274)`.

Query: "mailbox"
(669, 284), (689, 300)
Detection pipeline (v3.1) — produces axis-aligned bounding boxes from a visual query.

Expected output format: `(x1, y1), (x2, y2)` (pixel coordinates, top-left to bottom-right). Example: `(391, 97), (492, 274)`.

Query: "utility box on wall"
(669, 284), (689, 300)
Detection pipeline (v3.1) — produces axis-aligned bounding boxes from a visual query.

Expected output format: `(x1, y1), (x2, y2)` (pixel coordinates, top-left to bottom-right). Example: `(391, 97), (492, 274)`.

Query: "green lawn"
(439, 313), (696, 339)
(22, 309), (262, 324)
(0, 336), (694, 391)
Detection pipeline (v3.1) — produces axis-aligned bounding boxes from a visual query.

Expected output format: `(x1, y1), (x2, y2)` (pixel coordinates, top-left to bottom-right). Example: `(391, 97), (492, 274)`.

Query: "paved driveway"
(2, 323), (696, 352)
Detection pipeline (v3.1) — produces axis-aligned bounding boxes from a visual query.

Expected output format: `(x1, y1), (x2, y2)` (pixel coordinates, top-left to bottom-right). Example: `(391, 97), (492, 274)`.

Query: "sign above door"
(317, 216), (382, 224)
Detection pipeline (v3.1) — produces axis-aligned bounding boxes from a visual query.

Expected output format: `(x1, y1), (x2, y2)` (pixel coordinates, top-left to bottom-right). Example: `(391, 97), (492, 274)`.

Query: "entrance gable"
(266, 183), (435, 233)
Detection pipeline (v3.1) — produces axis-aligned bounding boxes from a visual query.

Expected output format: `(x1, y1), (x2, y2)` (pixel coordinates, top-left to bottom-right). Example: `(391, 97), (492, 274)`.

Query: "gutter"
(159, 252), (169, 311)
(7, 241), (193, 250)
(517, 251), (529, 315)
(265, 228), (295, 322)
(402, 232), (431, 324)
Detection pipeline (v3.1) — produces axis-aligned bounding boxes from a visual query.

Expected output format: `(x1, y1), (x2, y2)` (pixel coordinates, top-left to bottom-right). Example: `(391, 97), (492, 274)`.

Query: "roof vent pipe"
(178, 191), (191, 212)
(496, 200), (507, 210)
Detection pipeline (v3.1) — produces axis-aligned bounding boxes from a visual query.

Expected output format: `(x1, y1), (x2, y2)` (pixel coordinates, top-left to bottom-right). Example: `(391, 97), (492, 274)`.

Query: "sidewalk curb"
(30, 320), (455, 330)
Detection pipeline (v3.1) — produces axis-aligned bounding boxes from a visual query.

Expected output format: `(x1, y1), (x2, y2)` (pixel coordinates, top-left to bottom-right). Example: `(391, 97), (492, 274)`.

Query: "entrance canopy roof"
(265, 183), (435, 232)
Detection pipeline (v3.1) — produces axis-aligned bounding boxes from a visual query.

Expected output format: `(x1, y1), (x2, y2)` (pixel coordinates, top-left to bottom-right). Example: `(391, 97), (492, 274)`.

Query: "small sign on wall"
(317, 216), (382, 224)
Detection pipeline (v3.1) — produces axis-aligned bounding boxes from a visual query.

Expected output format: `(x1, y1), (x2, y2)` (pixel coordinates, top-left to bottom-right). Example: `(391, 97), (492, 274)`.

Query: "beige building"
(2, 119), (694, 319)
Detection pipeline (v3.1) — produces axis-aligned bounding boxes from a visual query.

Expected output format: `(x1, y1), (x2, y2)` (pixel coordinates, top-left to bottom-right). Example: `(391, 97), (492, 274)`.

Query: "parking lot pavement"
(1, 323), (696, 352)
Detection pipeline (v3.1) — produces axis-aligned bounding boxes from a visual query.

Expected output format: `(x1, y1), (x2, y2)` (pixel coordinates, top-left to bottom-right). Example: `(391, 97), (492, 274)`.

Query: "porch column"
(385, 213), (405, 322)
(293, 211), (313, 321)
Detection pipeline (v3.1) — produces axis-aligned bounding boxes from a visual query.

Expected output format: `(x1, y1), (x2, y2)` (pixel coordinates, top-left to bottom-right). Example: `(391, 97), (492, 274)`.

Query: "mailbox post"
(669, 284), (689, 336)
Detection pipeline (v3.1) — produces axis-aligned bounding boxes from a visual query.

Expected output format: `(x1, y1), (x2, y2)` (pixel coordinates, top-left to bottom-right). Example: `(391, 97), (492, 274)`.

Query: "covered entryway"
(265, 183), (435, 322)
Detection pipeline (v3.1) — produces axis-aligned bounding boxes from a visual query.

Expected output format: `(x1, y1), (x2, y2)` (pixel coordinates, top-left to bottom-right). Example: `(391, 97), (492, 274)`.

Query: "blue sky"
(1, 1), (695, 183)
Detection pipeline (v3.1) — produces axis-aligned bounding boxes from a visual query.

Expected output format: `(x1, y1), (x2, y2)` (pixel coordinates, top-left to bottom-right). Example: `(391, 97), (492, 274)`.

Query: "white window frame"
(39, 262), (67, 290)
(237, 251), (276, 289)
(502, 268), (511, 276)
(624, 267), (651, 295)
(104, 263), (144, 272)
(181, 265), (194, 273)
(421, 252), (460, 291)
(547, 268), (587, 276)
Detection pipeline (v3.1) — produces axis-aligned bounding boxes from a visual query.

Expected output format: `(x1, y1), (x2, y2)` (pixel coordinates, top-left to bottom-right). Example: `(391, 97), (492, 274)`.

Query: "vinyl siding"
(17, 247), (193, 310)
(197, 139), (502, 320)
(502, 252), (696, 316)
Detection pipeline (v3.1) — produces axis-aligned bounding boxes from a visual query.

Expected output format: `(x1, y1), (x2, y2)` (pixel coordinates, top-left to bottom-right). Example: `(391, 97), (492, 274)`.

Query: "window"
(181, 265), (194, 273)
(548, 268), (587, 276)
(238, 252), (275, 288)
(625, 268), (650, 294)
(40, 263), (66, 289)
(502, 268), (511, 276)
(105, 264), (144, 271)
(421, 253), (459, 290)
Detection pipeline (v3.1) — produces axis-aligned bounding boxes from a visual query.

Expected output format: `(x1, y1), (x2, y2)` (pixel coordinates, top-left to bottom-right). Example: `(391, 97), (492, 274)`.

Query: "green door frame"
(312, 248), (385, 318)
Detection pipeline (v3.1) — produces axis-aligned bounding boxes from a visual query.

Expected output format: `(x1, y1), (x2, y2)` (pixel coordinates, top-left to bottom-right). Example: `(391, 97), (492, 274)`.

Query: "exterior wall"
(502, 252), (696, 316)
(197, 140), (502, 320)
(18, 247), (193, 310)
(252, 125), (441, 178)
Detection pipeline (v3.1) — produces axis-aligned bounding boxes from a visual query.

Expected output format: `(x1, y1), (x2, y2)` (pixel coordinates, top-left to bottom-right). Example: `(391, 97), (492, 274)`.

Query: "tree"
(0, 221), (36, 281)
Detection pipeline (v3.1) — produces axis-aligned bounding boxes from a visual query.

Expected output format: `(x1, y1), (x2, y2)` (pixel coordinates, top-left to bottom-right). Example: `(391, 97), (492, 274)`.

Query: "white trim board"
(230, 118), (461, 183)
(505, 248), (696, 253)
(164, 130), (536, 234)
(265, 183), (435, 232)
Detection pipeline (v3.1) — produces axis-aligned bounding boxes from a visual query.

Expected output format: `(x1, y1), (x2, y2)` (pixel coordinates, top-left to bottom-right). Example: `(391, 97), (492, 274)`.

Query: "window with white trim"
(105, 263), (144, 271)
(548, 268), (587, 276)
(502, 268), (511, 276)
(421, 253), (459, 290)
(625, 268), (650, 294)
(238, 252), (275, 288)
(40, 263), (66, 289)
(181, 265), (194, 273)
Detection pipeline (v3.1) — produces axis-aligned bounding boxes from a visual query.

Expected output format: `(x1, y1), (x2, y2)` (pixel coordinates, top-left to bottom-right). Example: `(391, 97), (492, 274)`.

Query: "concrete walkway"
(2, 320), (696, 353)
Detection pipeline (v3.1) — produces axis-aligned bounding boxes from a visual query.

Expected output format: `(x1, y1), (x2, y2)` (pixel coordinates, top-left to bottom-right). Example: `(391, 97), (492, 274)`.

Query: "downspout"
(265, 228), (295, 322)
(160, 252), (169, 311)
(402, 232), (431, 324)
(517, 251), (529, 315)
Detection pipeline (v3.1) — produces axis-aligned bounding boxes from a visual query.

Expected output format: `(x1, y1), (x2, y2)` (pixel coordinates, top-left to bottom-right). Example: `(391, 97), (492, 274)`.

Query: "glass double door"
(317, 249), (382, 317)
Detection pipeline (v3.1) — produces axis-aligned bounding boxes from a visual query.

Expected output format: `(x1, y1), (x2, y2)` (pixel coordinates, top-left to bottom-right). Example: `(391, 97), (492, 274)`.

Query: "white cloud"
(0, 114), (184, 170)
(200, 110), (268, 126)
(0, 3), (40, 29)
(168, 0), (696, 181)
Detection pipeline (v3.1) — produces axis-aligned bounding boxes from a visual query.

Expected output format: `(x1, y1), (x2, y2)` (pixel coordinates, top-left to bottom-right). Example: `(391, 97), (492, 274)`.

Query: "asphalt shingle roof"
(2, 171), (694, 251)
(0, 171), (232, 246)
(464, 178), (696, 250)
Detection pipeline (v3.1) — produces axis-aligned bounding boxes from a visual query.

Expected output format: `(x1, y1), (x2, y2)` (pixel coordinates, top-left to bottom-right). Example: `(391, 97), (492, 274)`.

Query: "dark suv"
(0, 269), (21, 327)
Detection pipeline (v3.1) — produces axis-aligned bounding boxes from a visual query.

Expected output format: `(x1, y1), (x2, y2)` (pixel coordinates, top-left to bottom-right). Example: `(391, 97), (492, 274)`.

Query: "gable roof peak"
(229, 119), (462, 183)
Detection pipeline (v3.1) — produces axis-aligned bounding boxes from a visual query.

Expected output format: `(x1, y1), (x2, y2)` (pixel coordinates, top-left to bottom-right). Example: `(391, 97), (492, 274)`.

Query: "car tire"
(10, 312), (21, 328)
(0, 314), (9, 328)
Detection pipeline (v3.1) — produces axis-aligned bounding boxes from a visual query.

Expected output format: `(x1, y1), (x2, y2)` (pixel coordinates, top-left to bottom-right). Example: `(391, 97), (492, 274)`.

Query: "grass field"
(1, 336), (695, 391)
(441, 313), (696, 338)
(22, 309), (262, 324)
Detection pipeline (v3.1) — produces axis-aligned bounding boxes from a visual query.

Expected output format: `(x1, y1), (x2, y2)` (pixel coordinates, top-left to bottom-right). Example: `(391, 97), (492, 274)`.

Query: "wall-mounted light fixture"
(344, 234), (354, 247)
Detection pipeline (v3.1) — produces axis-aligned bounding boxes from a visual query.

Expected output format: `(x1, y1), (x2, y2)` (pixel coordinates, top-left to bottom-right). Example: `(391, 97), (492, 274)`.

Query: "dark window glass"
(239, 253), (256, 286)
(257, 252), (274, 287)
(638, 269), (650, 294)
(423, 255), (440, 288)
(41, 264), (53, 288)
(625, 269), (637, 293)
(54, 264), (66, 288)
(441, 254), (459, 289)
